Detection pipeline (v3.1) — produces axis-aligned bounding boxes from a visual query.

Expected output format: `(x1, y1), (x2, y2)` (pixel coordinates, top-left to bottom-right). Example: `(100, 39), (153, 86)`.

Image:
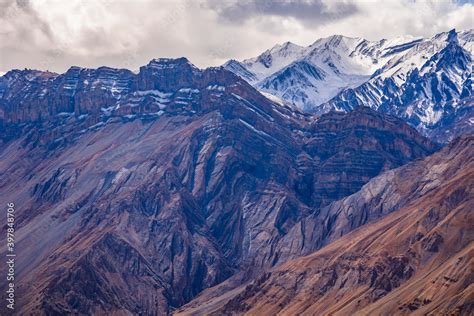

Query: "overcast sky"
(0, 0), (472, 73)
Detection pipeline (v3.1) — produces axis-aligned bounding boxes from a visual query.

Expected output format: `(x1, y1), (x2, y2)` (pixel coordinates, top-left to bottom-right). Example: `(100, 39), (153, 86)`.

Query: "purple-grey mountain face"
(224, 29), (473, 142)
(178, 135), (473, 316)
(0, 59), (437, 314)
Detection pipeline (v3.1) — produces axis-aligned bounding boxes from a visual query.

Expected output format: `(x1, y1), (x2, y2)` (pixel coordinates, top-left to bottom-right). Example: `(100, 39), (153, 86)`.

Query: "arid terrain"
(177, 135), (473, 315)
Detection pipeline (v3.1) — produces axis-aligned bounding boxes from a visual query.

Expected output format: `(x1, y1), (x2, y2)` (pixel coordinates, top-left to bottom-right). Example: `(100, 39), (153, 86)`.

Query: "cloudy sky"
(0, 0), (472, 73)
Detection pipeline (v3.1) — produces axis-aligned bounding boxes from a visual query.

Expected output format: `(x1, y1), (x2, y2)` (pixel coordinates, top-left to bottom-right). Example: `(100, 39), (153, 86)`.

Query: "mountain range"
(0, 30), (472, 315)
(224, 29), (473, 142)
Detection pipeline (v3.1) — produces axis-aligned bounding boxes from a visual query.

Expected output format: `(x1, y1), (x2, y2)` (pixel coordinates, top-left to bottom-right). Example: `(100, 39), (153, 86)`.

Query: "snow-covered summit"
(235, 41), (306, 82)
(224, 29), (473, 138)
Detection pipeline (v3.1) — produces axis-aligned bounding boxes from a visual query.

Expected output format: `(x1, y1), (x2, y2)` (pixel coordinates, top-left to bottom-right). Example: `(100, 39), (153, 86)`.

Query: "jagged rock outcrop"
(0, 66), (135, 124)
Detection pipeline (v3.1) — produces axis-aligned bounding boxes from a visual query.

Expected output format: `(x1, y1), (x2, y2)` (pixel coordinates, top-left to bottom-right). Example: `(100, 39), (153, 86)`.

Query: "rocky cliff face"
(0, 66), (135, 124)
(178, 135), (473, 316)
(0, 59), (437, 315)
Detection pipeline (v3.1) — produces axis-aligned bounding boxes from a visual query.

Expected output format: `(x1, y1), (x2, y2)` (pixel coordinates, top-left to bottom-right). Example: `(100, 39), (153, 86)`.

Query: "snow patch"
(112, 167), (129, 185)
(207, 85), (226, 91)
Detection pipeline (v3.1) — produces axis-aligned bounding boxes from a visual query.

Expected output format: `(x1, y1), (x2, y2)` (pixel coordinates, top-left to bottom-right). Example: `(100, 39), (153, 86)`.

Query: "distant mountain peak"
(309, 34), (363, 51)
(269, 41), (303, 53)
(447, 28), (458, 39)
(146, 57), (199, 70)
(224, 29), (474, 140)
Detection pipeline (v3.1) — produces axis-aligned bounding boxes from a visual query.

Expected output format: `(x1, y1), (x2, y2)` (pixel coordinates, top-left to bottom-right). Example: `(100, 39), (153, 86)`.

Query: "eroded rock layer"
(178, 136), (473, 316)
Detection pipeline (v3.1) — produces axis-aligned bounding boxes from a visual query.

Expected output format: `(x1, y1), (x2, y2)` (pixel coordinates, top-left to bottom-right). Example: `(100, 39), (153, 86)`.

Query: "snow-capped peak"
(269, 41), (304, 55)
(237, 41), (306, 81)
(309, 34), (364, 52)
(224, 29), (473, 138)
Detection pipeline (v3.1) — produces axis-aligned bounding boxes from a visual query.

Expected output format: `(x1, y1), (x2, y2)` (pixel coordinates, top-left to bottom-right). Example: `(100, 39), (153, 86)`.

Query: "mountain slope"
(179, 135), (473, 315)
(0, 59), (436, 315)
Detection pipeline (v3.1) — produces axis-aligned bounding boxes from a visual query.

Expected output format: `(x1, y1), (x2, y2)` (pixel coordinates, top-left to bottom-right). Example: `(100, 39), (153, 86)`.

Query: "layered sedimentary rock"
(179, 135), (473, 315)
(0, 59), (437, 314)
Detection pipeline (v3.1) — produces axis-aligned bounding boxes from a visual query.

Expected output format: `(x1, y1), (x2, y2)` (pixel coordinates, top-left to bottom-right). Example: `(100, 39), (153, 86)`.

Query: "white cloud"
(0, 0), (472, 73)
